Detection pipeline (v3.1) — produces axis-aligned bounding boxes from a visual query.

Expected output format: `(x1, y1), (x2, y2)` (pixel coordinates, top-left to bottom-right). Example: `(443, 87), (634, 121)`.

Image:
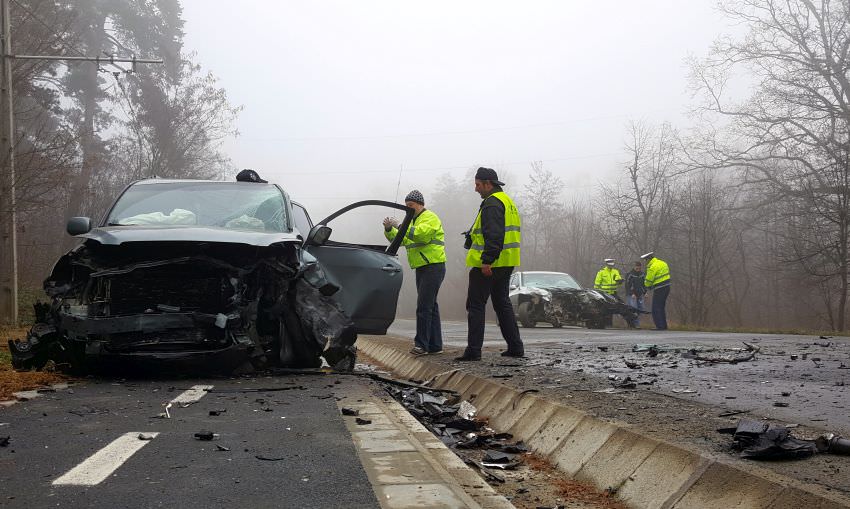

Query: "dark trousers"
(465, 266), (524, 355)
(652, 285), (670, 330)
(415, 263), (445, 352)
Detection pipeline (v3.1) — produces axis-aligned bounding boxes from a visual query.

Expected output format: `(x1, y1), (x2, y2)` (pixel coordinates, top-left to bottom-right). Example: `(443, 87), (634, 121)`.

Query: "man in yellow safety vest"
(641, 251), (671, 330)
(455, 167), (524, 361)
(594, 258), (623, 297)
(384, 190), (447, 356)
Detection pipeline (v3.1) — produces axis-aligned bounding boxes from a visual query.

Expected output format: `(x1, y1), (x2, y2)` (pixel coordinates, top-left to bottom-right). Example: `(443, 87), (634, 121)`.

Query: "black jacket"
(625, 269), (646, 296)
(479, 194), (505, 265)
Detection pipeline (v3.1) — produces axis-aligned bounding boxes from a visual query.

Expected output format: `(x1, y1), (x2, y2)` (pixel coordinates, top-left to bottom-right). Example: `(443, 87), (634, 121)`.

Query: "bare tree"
(691, 0), (850, 330)
(599, 120), (679, 257)
(519, 161), (564, 269)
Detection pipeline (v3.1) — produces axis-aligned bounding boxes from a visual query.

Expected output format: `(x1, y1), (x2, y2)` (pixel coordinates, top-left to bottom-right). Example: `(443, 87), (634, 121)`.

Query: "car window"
(522, 273), (581, 289)
(510, 273), (519, 287)
(291, 203), (312, 236)
(107, 182), (289, 232)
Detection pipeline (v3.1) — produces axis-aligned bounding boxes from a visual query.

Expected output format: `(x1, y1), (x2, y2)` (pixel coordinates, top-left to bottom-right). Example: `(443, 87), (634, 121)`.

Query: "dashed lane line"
(169, 384), (214, 405)
(52, 432), (160, 486)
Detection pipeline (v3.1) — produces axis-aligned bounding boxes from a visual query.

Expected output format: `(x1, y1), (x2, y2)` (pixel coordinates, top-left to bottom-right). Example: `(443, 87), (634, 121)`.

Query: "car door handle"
(381, 265), (402, 273)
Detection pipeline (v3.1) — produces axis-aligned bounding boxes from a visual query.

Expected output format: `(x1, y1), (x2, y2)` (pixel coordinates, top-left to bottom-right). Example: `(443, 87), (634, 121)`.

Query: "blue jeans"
(651, 285), (670, 330)
(415, 263), (445, 352)
(628, 294), (644, 327)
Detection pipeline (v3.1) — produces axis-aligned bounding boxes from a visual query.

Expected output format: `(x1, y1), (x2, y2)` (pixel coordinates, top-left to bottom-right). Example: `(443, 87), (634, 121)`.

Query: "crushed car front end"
(8, 180), (359, 374)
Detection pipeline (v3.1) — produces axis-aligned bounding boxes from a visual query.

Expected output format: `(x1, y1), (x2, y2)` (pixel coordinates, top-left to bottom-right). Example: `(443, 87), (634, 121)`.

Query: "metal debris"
(193, 431), (217, 441)
(718, 419), (818, 460)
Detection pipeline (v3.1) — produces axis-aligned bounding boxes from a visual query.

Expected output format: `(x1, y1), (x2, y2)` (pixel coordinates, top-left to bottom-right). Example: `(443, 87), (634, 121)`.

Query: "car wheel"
(551, 321), (563, 328)
(518, 302), (536, 328)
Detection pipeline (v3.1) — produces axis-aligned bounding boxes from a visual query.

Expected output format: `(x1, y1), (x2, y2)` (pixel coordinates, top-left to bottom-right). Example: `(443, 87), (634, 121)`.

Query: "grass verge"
(668, 323), (849, 337)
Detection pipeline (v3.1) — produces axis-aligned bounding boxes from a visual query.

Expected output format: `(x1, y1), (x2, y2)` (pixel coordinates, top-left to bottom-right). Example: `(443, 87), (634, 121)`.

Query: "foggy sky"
(181, 1), (731, 219)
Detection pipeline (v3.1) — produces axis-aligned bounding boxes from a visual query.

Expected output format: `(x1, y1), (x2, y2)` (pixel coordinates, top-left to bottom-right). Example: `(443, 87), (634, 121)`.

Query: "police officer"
(594, 258), (623, 327)
(384, 190), (447, 355)
(641, 251), (671, 330)
(456, 167), (524, 361)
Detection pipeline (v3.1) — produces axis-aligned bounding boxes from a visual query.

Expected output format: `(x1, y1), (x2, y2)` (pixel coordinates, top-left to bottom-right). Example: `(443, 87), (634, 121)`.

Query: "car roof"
(133, 178), (265, 185)
(521, 271), (573, 276)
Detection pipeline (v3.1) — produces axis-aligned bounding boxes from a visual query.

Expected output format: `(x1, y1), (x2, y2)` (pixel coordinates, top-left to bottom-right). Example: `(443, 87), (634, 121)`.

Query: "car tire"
(518, 302), (536, 328)
(551, 321), (563, 328)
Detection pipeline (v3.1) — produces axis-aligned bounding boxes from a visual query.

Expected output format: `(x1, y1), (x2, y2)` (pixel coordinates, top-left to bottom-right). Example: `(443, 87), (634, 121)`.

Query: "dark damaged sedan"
(509, 271), (640, 329)
(8, 179), (413, 373)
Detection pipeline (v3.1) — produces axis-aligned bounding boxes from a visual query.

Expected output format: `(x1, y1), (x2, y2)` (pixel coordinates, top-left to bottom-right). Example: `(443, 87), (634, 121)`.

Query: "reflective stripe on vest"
(465, 192), (521, 268)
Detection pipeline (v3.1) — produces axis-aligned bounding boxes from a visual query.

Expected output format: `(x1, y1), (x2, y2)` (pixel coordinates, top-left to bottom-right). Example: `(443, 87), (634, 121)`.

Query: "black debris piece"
(341, 408), (359, 416)
(355, 417), (372, 425)
(255, 455), (286, 461)
(194, 431), (216, 441)
(624, 359), (641, 370)
(718, 419), (817, 460)
(597, 346), (609, 352)
(0, 436), (9, 447)
(483, 450), (516, 463)
(209, 409), (226, 416)
(773, 402), (789, 408)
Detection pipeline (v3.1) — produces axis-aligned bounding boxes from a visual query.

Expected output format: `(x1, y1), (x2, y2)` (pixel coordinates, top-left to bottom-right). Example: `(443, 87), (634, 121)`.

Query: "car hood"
(79, 226), (302, 247)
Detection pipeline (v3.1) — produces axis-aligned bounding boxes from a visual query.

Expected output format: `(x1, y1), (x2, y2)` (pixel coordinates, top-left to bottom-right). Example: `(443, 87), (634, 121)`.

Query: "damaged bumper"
(9, 240), (357, 374)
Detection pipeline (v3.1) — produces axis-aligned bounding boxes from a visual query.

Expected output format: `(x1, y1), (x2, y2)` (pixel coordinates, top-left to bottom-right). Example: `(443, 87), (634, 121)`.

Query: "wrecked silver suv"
(509, 271), (639, 329)
(8, 179), (413, 373)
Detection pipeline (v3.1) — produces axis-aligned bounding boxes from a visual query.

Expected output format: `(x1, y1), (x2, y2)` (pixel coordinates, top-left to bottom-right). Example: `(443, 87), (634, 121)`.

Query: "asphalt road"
(389, 319), (850, 435)
(0, 374), (381, 509)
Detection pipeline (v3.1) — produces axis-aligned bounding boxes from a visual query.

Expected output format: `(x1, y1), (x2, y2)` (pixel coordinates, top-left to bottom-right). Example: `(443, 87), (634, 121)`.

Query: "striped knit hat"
(404, 190), (424, 205)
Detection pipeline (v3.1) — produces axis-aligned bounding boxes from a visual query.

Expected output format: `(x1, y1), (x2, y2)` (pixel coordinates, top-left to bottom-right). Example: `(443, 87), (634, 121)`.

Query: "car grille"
(107, 268), (227, 315)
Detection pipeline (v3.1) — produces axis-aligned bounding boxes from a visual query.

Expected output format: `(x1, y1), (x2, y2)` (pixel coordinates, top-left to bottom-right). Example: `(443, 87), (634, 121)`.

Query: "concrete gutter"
(357, 336), (850, 509)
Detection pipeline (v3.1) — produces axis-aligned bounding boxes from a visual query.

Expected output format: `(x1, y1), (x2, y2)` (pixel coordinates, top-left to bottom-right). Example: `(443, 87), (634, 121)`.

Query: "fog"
(181, 0), (729, 220)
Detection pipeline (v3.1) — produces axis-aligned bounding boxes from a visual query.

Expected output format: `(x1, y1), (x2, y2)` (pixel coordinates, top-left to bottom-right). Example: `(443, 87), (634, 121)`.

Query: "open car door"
(303, 200), (414, 335)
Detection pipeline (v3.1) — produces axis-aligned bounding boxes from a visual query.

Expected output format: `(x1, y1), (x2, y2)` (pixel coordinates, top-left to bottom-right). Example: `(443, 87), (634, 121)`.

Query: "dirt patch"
(504, 453), (627, 509)
(0, 326), (66, 400)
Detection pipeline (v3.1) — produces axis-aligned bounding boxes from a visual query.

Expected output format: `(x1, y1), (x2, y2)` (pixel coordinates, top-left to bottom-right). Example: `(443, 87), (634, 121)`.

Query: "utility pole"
(0, 0), (16, 325)
(0, 0), (162, 324)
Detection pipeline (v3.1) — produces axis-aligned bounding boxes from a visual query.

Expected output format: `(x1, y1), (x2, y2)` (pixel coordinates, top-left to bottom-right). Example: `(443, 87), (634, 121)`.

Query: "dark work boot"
(454, 350), (481, 361)
(500, 350), (525, 358)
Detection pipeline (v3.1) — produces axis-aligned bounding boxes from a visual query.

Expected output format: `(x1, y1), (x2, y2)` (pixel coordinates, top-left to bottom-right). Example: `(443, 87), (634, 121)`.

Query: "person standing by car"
(641, 251), (671, 330)
(624, 261), (646, 328)
(594, 258), (623, 297)
(455, 167), (524, 361)
(594, 259), (623, 327)
(383, 190), (447, 355)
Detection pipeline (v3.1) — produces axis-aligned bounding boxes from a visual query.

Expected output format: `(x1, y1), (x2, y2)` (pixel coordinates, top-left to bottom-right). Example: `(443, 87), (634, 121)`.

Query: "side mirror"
(305, 224), (332, 246)
(66, 217), (92, 236)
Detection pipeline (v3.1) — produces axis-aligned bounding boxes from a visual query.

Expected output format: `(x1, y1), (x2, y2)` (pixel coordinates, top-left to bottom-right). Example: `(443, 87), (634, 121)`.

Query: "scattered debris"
(623, 359), (641, 370)
(690, 342), (759, 364)
(718, 410), (749, 418)
(193, 431), (217, 441)
(719, 421), (850, 460)
(719, 419), (826, 460)
(215, 444), (230, 452)
(137, 433), (155, 441)
(773, 402), (789, 408)
(209, 409), (226, 416)
(0, 436), (9, 447)
(340, 407), (359, 416)
(597, 346), (609, 352)
(255, 455), (286, 461)
(355, 417), (372, 425)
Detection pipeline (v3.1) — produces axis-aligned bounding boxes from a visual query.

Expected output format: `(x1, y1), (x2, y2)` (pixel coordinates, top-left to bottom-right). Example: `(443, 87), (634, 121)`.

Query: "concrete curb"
(357, 337), (850, 509)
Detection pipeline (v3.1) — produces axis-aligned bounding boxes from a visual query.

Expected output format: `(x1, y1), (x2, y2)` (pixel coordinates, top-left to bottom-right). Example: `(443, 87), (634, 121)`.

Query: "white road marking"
(53, 432), (160, 486)
(170, 385), (214, 405)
